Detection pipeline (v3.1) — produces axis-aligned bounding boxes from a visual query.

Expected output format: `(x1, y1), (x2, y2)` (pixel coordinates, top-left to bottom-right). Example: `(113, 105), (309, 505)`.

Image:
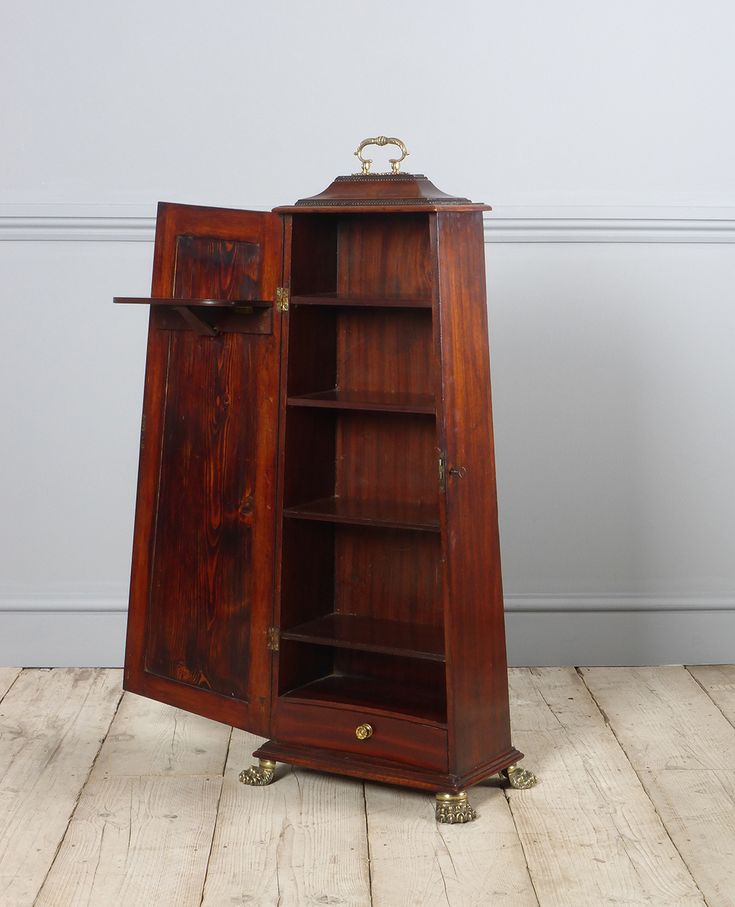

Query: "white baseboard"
(1, 593), (732, 667)
(505, 610), (735, 667)
(0, 611), (128, 668)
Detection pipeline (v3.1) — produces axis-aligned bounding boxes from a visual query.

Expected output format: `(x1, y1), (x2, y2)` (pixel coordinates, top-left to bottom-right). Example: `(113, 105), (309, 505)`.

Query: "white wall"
(2, 1), (734, 665)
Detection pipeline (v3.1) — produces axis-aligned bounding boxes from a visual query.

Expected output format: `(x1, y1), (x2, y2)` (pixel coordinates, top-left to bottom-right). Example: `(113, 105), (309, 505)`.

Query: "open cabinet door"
(123, 202), (283, 736)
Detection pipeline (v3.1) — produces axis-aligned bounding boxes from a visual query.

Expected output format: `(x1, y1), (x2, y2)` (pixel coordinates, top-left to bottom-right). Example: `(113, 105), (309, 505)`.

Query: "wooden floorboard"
(91, 691), (232, 778)
(0, 667), (21, 701)
(688, 664), (735, 728)
(582, 666), (735, 907)
(0, 669), (122, 906)
(201, 729), (372, 906)
(3, 667), (734, 905)
(365, 782), (538, 907)
(508, 667), (706, 906)
(35, 773), (223, 907)
(35, 688), (231, 907)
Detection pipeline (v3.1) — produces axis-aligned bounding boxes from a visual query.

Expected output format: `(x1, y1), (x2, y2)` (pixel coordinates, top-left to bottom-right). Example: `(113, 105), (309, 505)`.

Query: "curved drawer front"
(275, 700), (448, 772)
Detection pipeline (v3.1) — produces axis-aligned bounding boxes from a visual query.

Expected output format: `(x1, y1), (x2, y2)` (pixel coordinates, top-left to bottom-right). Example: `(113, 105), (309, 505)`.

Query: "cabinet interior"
(290, 212), (433, 299)
(277, 212), (447, 725)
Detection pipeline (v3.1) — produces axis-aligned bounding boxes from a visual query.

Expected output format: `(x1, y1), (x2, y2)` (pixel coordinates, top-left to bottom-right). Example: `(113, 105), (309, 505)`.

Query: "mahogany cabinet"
(118, 139), (536, 823)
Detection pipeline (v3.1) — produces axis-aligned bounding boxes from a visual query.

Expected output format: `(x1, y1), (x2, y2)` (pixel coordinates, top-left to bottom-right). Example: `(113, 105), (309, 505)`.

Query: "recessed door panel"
(124, 203), (283, 735)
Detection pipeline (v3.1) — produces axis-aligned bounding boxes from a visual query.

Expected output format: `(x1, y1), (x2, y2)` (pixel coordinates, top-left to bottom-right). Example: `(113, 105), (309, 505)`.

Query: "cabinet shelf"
(291, 293), (432, 309)
(283, 496), (440, 532)
(281, 613), (445, 662)
(282, 673), (447, 727)
(114, 296), (271, 309)
(287, 389), (435, 415)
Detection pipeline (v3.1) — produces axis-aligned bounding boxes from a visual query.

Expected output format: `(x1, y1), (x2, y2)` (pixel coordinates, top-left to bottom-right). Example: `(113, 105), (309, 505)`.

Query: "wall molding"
(1, 591), (732, 614)
(0, 593), (126, 613)
(2, 205), (735, 243)
(485, 213), (735, 243)
(0, 206), (156, 242)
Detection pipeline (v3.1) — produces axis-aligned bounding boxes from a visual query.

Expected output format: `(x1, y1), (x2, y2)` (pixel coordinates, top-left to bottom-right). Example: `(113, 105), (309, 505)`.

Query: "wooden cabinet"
(118, 141), (536, 823)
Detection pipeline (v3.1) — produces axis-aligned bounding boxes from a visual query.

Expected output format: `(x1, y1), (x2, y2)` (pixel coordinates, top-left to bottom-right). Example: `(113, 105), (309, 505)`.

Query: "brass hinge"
(275, 287), (290, 312)
(266, 626), (280, 652)
(438, 452), (446, 493)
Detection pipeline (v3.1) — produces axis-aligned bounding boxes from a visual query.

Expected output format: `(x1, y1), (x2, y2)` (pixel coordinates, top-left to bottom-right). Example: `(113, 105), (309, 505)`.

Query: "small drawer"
(275, 700), (448, 772)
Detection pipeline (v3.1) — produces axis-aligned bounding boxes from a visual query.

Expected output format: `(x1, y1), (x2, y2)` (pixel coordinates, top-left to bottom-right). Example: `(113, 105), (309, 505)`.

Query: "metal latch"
(439, 452), (467, 492)
(275, 287), (290, 312)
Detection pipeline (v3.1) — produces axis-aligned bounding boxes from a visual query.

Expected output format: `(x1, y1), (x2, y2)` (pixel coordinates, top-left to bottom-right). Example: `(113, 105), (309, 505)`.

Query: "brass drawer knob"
(355, 723), (373, 740)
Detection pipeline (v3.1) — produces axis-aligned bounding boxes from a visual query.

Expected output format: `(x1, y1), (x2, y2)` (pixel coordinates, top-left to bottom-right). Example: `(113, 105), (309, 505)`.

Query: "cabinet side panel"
(435, 212), (513, 776)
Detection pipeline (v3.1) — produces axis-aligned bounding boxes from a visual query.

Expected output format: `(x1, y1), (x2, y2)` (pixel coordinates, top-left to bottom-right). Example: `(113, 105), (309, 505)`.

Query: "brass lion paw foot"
(501, 762), (538, 790)
(435, 791), (477, 824)
(238, 759), (277, 786)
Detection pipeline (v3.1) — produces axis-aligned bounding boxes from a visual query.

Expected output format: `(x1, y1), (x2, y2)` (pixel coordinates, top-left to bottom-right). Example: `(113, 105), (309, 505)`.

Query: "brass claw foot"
(435, 791), (477, 824)
(501, 762), (538, 790)
(239, 759), (277, 786)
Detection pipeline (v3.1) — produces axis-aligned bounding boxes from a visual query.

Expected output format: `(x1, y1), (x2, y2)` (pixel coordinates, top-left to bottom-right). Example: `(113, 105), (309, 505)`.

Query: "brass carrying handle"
(354, 136), (409, 175)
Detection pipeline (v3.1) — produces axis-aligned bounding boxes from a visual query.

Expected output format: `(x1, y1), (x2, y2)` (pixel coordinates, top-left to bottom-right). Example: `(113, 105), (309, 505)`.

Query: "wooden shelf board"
(281, 613), (445, 662)
(282, 673), (447, 727)
(283, 496), (440, 532)
(287, 389), (435, 415)
(113, 296), (271, 309)
(290, 293), (432, 309)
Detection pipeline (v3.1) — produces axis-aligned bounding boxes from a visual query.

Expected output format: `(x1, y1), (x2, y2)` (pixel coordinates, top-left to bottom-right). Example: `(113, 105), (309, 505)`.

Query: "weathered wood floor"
(1, 666), (734, 906)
